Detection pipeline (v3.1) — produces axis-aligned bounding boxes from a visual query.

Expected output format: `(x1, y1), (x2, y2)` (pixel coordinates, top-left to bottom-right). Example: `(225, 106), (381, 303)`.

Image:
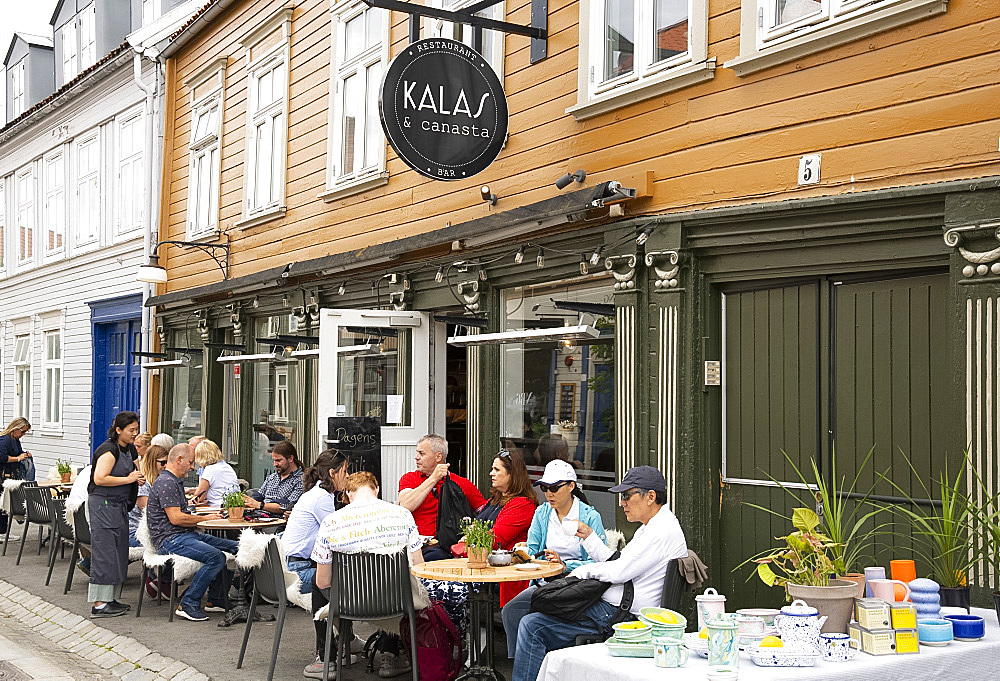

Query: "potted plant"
(56, 459), (73, 483)
(461, 517), (494, 569)
(880, 452), (975, 610)
(747, 507), (858, 633)
(221, 488), (246, 521)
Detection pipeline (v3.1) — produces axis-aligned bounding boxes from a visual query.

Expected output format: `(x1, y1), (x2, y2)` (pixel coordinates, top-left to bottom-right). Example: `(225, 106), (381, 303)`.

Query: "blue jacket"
(525, 497), (607, 573)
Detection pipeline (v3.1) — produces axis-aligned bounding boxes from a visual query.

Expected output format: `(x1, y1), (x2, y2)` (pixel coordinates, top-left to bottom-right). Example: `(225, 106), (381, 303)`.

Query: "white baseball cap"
(533, 459), (577, 486)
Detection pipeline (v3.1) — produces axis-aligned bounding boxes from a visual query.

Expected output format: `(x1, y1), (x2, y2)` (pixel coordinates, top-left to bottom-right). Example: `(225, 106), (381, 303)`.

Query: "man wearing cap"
(511, 465), (687, 681)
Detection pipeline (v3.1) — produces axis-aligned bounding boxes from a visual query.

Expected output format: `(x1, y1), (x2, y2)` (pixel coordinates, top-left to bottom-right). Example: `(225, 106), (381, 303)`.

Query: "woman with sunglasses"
(127, 444), (170, 598)
(500, 458), (607, 658)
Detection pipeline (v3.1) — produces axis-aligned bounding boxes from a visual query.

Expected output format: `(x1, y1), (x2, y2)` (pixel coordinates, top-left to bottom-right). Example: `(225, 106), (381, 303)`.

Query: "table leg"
(455, 584), (505, 681)
(205, 527), (276, 629)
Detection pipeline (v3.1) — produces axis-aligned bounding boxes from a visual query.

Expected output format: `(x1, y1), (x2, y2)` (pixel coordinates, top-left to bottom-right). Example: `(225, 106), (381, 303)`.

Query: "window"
(161, 333), (204, 446)
(724, 0), (947, 75)
(13, 335), (31, 420)
(142, 0), (162, 25)
(42, 330), (62, 428)
(11, 61), (26, 118)
(61, 20), (78, 83)
(185, 60), (226, 238)
(251, 315), (303, 486)
(75, 133), (100, 245)
(80, 4), (97, 70)
(44, 152), (66, 254)
(569, 0), (712, 120)
(426, 0), (504, 76)
(15, 168), (34, 265)
(324, 1), (389, 199)
(0, 178), (6, 272)
(117, 111), (144, 235)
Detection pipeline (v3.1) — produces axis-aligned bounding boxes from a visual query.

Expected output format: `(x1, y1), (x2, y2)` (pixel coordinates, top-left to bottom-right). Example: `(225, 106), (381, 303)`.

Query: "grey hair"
(151, 433), (175, 449)
(418, 433), (448, 458)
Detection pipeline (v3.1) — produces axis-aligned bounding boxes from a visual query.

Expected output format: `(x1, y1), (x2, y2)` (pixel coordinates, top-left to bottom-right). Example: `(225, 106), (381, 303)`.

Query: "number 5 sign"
(798, 154), (821, 186)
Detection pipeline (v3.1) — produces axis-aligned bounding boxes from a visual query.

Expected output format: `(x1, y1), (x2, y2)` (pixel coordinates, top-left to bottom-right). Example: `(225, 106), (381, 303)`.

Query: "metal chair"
(17, 485), (51, 565)
(237, 538), (291, 681)
(2, 481), (34, 556)
(321, 551), (419, 681)
(65, 504), (91, 594)
(45, 496), (75, 586)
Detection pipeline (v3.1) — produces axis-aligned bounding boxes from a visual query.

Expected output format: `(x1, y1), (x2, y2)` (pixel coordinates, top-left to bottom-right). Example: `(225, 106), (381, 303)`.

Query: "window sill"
(36, 428), (65, 438)
(724, 0), (948, 76)
(234, 207), (287, 231)
(567, 59), (717, 121)
(319, 172), (390, 202)
(185, 229), (220, 242)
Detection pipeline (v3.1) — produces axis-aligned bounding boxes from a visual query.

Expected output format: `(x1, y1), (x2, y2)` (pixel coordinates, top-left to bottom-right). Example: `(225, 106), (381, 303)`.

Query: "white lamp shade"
(136, 264), (168, 284)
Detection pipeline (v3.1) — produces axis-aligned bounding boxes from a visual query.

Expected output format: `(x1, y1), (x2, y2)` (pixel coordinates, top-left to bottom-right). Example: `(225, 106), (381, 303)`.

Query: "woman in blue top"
(0, 418), (35, 481)
(500, 459), (607, 658)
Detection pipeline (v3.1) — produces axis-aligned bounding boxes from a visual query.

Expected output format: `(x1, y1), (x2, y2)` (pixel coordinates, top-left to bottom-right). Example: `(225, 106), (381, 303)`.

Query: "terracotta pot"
(939, 585), (971, 613)
(227, 506), (245, 521)
(787, 579), (859, 633)
(60, 472), (71, 483)
(467, 546), (490, 569)
(838, 573), (866, 599)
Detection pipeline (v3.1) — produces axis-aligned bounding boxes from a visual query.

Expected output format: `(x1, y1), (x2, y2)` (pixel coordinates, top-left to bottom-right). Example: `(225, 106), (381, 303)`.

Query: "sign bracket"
(362, 0), (547, 62)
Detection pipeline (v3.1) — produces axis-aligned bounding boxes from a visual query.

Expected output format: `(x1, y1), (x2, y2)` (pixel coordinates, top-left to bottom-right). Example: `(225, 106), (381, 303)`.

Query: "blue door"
(90, 294), (143, 453)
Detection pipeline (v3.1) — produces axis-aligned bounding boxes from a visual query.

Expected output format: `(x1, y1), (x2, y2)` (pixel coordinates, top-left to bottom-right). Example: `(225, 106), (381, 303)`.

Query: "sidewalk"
(0, 605), (105, 680)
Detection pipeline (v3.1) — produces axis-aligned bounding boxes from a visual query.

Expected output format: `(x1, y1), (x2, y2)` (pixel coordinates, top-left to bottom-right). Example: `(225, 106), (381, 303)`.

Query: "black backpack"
(435, 474), (474, 550)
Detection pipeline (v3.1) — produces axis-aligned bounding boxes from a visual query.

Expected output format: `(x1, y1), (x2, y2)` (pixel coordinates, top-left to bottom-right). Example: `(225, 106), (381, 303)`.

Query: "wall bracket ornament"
(943, 221), (1000, 280)
(388, 277), (411, 311)
(456, 280), (481, 313)
(605, 254), (638, 291)
(227, 304), (243, 343)
(644, 250), (682, 290)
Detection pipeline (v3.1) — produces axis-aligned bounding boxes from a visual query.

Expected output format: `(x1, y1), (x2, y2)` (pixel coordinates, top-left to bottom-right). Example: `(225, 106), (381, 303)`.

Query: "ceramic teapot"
(773, 599), (828, 648)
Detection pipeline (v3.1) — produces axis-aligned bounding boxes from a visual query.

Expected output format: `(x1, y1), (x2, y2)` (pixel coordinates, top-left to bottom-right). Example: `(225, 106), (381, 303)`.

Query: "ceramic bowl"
(736, 608), (780, 627)
(916, 618), (953, 646)
(682, 632), (709, 658)
(612, 622), (652, 640)
(638, 606), (688, 629)
(943, 614), (985, 641)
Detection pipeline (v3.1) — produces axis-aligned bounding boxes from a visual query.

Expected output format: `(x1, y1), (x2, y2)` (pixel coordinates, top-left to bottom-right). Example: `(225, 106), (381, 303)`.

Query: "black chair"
(321, 551), (419, 681)
(65, 504), (91, 594)
(237, 538), (291, 681)
(2, 481), (34, 556)
(573, 557), (684, 646)
(17, 485), (51, 565)
(45, 496), (75, 586)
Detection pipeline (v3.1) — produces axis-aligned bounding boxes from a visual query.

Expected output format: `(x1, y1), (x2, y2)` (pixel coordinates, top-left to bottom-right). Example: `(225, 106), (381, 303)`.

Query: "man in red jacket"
(398, 434), (485, 560)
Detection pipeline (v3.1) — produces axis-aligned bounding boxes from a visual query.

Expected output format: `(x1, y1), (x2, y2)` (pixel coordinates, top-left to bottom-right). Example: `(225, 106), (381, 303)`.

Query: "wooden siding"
(159, 0), (1000, 291)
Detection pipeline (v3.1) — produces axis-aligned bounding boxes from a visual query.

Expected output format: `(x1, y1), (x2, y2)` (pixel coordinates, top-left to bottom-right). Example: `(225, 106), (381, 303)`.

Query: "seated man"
(146, 443), (238, 622)
(306, 471), (424, 680)
(397, 433), (485, 560)
(243, 440), (304, 515)
(512, 466), (687, 681)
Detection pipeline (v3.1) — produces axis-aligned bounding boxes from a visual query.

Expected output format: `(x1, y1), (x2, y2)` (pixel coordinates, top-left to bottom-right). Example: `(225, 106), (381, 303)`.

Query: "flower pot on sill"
(786, 579), (858, 634)
(60, 472), (71, 483)
(939, 585), (971, 613)
(227, 507), (245, 521)
(467, 546), (490, 569)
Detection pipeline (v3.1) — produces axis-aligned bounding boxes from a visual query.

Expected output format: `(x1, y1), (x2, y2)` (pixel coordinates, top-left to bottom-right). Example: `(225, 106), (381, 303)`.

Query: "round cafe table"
(197, 517), (286, 627)
(411, 558), (564, 681)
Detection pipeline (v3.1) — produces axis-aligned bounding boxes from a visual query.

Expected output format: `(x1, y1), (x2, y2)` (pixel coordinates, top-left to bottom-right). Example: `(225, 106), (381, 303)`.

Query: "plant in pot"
(746, 507), (858, 633)
(221, 488), (246, 521)
(56, 459), (73, 483)
(879, 451), (975, 612)
(461, 517), (494, 569)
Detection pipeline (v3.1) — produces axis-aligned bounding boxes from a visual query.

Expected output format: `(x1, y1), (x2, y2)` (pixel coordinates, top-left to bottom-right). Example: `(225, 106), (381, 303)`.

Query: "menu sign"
(326, 416), (381, 481)
(380, 38), (508, 181)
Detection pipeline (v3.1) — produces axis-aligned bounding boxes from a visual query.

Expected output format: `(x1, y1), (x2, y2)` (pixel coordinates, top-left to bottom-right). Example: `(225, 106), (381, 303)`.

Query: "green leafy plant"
(460, 517), (495, 550)
(748, 508), (842, 589)
(221, 488), (246, 510)
(879, 451), (975, 588)
(56, 459), (72, 475)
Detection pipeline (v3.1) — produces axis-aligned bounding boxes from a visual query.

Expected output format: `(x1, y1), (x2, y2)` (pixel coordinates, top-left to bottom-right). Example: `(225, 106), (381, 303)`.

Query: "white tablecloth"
(537, 608), (999, 681)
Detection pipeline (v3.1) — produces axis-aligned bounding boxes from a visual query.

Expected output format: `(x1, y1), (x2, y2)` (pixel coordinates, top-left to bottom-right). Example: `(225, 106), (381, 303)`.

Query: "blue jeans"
(512, 599), (618, 681)
(501, 584), (536, 658)
(128, 532), (141, 548)
(160, 532), (237, 611)
(286, 558), (315, 595)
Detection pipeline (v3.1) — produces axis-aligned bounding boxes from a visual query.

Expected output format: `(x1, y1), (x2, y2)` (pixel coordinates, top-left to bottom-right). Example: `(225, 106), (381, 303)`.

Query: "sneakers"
(203, 601), (228, 613)
(91, 602), (128, 619)
(111, 600), (131, 612)
(349, 635), (366, 655)
(302, 656), (334, 679)
(175, 603), (209, 621)
(378, 652), (412, 678)
(145, 575), (159, 599)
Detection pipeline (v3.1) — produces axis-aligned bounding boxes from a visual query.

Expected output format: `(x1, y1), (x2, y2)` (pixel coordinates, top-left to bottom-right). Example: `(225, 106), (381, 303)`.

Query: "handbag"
(435, 474), (474, 549)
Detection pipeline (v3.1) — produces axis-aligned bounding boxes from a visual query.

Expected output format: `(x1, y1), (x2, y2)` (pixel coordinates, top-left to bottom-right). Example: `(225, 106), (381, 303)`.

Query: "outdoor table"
(537, 607), (1000, 681)
(37, 481), (73, 497)
(197, 517), (286, 627)
(412, 558), (564, 681)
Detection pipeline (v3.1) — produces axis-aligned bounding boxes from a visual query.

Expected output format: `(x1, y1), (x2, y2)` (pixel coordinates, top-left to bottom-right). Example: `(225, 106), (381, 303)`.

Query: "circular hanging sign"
(380, 38), (508, 181)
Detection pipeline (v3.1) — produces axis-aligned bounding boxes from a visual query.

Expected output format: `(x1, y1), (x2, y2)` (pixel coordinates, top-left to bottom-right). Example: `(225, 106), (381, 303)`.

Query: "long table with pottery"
(537, 607), (999, 681)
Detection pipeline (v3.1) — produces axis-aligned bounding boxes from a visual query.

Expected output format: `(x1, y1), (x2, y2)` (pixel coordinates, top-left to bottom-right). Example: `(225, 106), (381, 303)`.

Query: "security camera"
(480, 185), (497, 205)
(554, 169), (587, 190)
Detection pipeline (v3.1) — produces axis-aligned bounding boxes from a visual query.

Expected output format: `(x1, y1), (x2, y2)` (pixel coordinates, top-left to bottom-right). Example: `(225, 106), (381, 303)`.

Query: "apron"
(88, 440), (135, 587)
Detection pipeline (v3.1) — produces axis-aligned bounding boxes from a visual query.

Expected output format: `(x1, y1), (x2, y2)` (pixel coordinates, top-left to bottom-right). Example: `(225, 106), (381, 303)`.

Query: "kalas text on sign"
(380, 38), (508, 181)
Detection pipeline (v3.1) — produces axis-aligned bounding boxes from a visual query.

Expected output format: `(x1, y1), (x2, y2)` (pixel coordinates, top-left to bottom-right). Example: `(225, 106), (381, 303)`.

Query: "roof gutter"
(158, 0), (242, 59)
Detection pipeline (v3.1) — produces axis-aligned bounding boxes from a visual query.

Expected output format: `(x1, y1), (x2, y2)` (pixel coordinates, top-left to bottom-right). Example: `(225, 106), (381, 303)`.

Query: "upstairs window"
(142, 0), (163, 25)
(44, 152), (66, 254)
(188, 94), (222, 237)
(15, 168), (34, 265)
(61, 21), (78, 82)
(75, 133), (100, 246)
(12, 61), (26, 118)
(117, 111), (144, 235)
(0, 178), (6, 273)
(13, 335), (31, 421)
(80, 4), (97, 70)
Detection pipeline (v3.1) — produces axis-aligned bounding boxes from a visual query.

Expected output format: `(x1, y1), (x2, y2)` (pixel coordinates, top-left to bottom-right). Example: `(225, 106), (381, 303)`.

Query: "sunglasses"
(538, 481), (570, 494)
(497, 449), (511, 459)
(156, 459), (167, 466)
(619, 489), (644, 502)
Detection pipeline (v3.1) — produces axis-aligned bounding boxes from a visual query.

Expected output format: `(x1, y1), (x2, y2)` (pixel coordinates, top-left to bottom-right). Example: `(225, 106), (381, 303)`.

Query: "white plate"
(515, 563), (541, 571)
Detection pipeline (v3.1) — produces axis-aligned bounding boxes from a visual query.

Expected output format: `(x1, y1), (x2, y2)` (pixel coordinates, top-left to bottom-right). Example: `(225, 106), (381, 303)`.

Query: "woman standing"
(88, 411), (144, 619)
(0, 418), (35, 481)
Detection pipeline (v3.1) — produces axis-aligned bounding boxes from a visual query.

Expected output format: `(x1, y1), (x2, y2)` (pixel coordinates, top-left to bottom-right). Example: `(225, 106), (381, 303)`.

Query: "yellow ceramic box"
(854, 598), (891, 629)
(890, 603), (917, 629)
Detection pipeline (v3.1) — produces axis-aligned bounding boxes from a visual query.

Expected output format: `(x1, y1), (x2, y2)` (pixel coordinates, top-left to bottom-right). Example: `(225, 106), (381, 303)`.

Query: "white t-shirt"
(545, 497), (583, 561)
(68, 465), (91, 507)
(311, 497), (422, 565)
(282, 484), (337, 559)
(200, 461), (240, 507)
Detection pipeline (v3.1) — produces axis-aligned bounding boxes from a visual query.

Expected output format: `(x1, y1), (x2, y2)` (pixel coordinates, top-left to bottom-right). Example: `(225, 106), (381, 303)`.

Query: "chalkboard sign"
(326, 417), (381, 484)
(558, 383), (576, 422)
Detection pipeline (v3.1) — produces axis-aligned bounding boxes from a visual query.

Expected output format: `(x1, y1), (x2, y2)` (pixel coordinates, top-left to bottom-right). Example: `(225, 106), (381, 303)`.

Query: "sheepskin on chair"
(605, 529), (627, 553)
(1, 479), (27, 516)
(235, 529), (312, 611)
(135, 513), (236, 583)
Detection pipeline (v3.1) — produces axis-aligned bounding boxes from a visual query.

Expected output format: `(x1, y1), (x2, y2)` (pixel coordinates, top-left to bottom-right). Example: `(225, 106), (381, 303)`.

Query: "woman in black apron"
(88, 411), (144, 618)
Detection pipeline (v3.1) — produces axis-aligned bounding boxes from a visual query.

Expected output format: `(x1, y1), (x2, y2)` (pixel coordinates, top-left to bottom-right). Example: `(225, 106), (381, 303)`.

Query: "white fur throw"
(235, 529), (312, 611)
(135, 513), (235, 583)
(64, 497), (84, 529)
(1, 479), (26, 516)
(605, 529), (626, 552)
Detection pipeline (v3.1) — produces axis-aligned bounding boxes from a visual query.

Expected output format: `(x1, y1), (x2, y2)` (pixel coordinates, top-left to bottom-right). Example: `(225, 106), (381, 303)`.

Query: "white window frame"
(0, 178), (7, 274)
(274, 366), (289, 422)
(41, 327), (63, 430)
(723, 0), (947, 76)
(321, 0), (390, 201)
(424, 0), (505, 78)
(13, 333), (32, 421)
(142, 0), (163, 25)
(15, 167), (35, 266)
(80, 4), (97, 70)
(116, 108), (144, 236)
(568, 0), (713, 121)
(61, 19), (79, 83)
(43, 149), (66, 256)
(75, 131), (101, 247)
(185, 60), (226, 239)
(11, 61), (26, 118)
(236, 8), (292, 230)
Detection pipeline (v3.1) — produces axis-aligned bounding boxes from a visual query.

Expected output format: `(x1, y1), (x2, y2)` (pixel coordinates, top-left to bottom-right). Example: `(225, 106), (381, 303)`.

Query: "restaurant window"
(161, 334), (204, 445)
(334, 324), (412, 427)
(499, 277), (618, 522)
(116, 110), (143, 236)
(42, 330), (62, 428)
(43, 151), (65, 254)
(13, 334), (32, 421)
(75, 132), (100, 246)
(325, 0), (389, 199)
(15, 167), (34, 265)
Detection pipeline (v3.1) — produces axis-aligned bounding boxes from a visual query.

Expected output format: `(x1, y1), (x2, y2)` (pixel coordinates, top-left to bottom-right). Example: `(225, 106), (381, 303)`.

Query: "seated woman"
(282, 449), (349, 595)
(192, 439), (239, 507)
(127, 444), (169, 597)
(500, 459), (607, 658)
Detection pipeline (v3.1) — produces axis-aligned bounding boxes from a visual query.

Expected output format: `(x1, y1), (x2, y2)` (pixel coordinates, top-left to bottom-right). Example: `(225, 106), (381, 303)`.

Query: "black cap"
(608, 466), (666, 494)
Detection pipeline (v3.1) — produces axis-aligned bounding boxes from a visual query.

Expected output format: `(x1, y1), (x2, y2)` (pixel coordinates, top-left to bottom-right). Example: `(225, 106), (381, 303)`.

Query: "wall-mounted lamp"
(579, 255), (589, 275)
(555, 169), (586, 190)
(480, 185), (498, 205)
(136, 238), (231, 284)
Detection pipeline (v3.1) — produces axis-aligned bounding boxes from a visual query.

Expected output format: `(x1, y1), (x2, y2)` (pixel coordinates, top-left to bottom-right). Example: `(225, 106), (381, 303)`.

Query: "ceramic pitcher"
(773, 599), (827, 648)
